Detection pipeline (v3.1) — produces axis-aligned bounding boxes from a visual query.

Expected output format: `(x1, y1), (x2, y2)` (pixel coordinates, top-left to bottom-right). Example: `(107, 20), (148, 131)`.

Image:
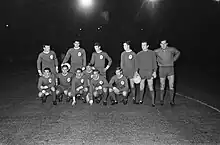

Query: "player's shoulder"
(168, 47), (177, 51)
(154, 48), (161, 53)
(50, 50), (56, 54)
(111, 75), (116, 79)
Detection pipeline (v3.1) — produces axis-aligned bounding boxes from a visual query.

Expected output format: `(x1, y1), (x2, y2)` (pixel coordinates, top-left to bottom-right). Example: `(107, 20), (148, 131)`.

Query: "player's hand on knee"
(84, 87), (88, 92)
(103, 87), (107, 93)
(38, 92), (43, 97)
(113, 87), (119, 94)
(64, 90), (68, 95)
(68, 92), (72, 97)
(122, 91), (127, 96)
(51, 87), (55, 92)
(56, 90), (60, 95)
(109, 88), (113, 92)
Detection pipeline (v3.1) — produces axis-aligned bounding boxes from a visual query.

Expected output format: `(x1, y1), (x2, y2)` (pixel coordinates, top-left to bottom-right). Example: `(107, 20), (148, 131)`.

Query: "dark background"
(1, 0), (220, 106)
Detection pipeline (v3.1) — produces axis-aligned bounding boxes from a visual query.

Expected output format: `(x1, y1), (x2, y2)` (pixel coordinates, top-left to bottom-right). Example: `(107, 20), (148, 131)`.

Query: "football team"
(37, 40), (180, 107)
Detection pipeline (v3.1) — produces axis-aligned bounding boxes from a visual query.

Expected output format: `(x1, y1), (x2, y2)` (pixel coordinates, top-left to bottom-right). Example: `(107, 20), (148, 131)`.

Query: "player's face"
(116, 70), (122, 77)
(62, 67), (68, 74)
(86, 66), (92, 72)
(44, 70), (51, 77)
(94, 45), (100, 52)
(43, 45), (50, 52)
(76, 70), (82, 78)
(141, 42), (148, 50)
(74, 41), (80, 48)
(92, 71), (99, 79)
(160, 42), (168, 49)
(123, 43), (128, 51)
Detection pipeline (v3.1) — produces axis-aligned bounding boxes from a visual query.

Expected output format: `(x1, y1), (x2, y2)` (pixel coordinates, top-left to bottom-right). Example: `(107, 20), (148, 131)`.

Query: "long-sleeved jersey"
(56, 72), (73, 88)
(109, 75), (129, 91)
(90, 51), (112, 69)
(154, 47), (180, 67)
(90, 75), (109, 92)
(37, 51), (58, 72)
(38, 74), (56, 91)
(71, 75), (88, 96)
(120, 50), (136, 78)
(135, 50), (157, 72)
(62, 48), (86, 67)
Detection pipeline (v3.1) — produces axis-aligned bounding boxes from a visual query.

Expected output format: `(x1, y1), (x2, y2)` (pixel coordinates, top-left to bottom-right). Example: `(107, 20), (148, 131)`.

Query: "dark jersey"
(62, 48), (86, 66)
(90, 51), (112, 69)
(71, 75), (88, 96)
(38, 74), (56, 91)
(37, 51), (58, 71)
(56, 72), (73, 88)
(109, 75), (129, 91)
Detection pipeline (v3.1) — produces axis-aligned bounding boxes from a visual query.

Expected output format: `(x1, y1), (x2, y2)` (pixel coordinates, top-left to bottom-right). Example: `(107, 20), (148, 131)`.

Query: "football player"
(155, 40), (180, 106)
(55, 63), (73, 102)
(120, 41), (137, 104)
(90, 42), (112, 77)
(37, 45), (58, 76)
(135, 41), (157, 107)
(37, 67), (57, 105)
(71, 68), (89, 105)
(62, 40), (86, 73)
(90, 69), (109, 104)
(108, 67), (129, 105)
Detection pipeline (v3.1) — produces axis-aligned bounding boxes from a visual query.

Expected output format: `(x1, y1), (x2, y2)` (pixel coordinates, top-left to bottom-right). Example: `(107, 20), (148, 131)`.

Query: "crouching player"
(71, 68), (89, 105)
(109, 67), (129, 105)
(90, 69), (109, 104)
(83, 64), (95, 104)
(37, 67), (57, 105)
(55, 63), (73, 102)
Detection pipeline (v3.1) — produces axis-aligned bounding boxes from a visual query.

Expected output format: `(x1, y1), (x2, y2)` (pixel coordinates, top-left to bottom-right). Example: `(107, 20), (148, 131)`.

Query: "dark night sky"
(1, 0), (220, 65)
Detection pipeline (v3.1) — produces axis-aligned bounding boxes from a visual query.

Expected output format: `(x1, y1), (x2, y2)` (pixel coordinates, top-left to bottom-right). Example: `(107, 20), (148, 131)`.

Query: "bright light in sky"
(79, 0), (93, 8)
(6, 24), (9, 27)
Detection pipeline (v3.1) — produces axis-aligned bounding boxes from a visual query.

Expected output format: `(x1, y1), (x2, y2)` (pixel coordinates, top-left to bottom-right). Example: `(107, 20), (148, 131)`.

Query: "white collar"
(93, 75), (99, 81)
(74, 47), (80, 50)
(125, 49), (132, 52)
(117, 75), (123, 79)
(43, 51), (50, 54)
(97, 50), (102, 53)
(62, 73), (68, 76)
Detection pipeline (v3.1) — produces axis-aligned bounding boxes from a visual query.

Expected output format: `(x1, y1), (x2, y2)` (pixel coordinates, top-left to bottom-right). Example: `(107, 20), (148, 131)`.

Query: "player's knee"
(103, 88), (107, 93)
(64, 90), (68, 95)
(68, 92), (72, 97)
(38, 92), (43, 97)
(109, 88), (113, 92)
(45, 92), (50, 96)
(122, 91), (127, 96)
(56, 90), (60, 95)
(84, 87), (88, 92)
(140, 82), (145, 91)
(51, 87), (55, 92)
(93, 91), (97, 97)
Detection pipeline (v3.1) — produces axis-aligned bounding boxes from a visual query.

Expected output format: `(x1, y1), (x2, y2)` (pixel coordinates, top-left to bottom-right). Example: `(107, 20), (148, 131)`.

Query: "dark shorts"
(70, 64), (83, 73)
(56, 85), (71, 93)
(139, 69), (153, 80)
(123, 69), (135, 79)
(159, 66), (174, 78)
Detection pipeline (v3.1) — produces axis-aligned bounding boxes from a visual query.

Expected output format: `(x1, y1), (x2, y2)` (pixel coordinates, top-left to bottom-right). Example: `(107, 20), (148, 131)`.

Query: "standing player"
(155, 40), (181, 106)
(135, 42), (157, 106)
(37, 45), (58, 76)
(120, 41), (137, 104)
(90, 42), (112, 77)
(62, 40), (86, 73)
(55, 63), (73, 102)
(108, 67), (129, 105)
(71, 68), (89, 105)
(90, 69), (109, 104)
(37, 67), (57, 105)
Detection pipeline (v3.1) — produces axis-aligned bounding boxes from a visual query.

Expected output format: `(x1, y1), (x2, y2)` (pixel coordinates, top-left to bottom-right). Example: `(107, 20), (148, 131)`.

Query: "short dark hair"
(116, 67), (122, 72)
(94, 42), (101, 47)
(61, 65), (68, 69)
(124, 41), (131, 45)
(75, 68), (82, 73)
(93, 69), (100, 74)
(43, 67), (51, 72)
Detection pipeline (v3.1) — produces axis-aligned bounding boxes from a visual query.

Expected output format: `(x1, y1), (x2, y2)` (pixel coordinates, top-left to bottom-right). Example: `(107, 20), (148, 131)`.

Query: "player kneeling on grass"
(71, 68), (89, 105)
(108, 67), (129, 105)
(90, 69), (109, 104)
(55, 63), (73, 102)
(37, 67), (57, 105)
